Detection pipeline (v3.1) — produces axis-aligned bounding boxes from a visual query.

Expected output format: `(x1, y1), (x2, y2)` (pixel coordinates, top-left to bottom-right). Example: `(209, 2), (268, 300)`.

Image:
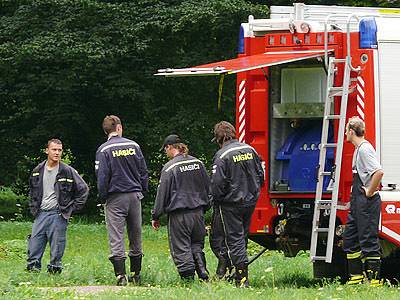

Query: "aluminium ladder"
(310, 55), (352, 263)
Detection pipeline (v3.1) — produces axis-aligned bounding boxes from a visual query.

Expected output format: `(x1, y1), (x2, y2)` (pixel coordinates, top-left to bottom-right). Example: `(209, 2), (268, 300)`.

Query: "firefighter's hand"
(151, 220), (160, 230)
(362, 186), (377, 198)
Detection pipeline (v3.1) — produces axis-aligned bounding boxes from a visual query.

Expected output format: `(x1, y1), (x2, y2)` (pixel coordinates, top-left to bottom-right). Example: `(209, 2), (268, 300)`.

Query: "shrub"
(0, 186), (29, 220)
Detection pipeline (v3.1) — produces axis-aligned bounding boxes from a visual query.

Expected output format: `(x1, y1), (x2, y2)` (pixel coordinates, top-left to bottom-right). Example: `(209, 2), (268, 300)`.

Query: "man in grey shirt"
(343, 116), (384, 286)
(40, 163), (59, 211)
(27, 139), (89, 273)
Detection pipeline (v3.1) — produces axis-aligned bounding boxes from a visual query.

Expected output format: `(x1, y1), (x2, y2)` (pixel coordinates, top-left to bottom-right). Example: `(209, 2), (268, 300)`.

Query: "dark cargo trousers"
(343, 171), (381, 283)
(343, 175), (381, 259)
(27, 209), (68, 271)
(105, 192), (143, 260)
(168, 208), (206, 273)
(210, 204), (255, 267)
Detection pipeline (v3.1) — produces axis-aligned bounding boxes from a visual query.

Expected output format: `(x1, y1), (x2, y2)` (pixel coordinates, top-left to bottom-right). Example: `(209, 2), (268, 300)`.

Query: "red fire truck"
(157, 3), (400, 280)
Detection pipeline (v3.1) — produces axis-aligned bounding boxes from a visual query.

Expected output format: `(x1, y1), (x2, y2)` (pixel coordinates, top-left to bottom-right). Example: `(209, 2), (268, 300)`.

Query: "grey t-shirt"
(352, 140), (382, 187)
(40, 163), (59, 210)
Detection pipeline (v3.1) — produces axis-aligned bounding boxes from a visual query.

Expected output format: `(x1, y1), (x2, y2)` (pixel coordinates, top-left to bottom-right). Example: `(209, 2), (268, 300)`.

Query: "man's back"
(95, 135), (148, 200)
(211, 139), (264, 206)
(155, 154), (210, 215)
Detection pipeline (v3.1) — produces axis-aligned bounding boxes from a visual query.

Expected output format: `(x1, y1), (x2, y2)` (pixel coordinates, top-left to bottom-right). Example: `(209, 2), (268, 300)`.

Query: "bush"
(0, 186), (29, 220)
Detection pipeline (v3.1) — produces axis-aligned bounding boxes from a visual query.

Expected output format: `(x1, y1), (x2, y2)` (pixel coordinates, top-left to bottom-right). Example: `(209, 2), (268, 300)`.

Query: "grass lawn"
(1, 221), (399, 299)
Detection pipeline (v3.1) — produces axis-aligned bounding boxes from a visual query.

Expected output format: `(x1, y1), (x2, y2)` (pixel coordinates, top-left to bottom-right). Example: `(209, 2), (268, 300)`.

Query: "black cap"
(160, 134), (181, 151)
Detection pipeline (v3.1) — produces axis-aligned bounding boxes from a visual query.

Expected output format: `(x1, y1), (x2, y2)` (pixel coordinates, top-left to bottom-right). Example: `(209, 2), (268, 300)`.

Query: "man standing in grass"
(343, 116), (384, 286)
(27, 139), (89, 274)
(210, 121), (264, 287)
(95, 115), (148, 286)
(151, 134), (210, 281)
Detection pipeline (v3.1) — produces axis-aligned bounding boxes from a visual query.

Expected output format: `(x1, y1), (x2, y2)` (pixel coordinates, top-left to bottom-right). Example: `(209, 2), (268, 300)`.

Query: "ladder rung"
(315, 228), (329, 233)
(325, 115), (341, 120)
(317, 200), (332, 204)
(328, 87), (343, 97)
(316, 200), (332, 209)
(332, 58), (346, 63)
(320, 171), (331, 176)
(328, 85), (356, 98)
(311, 256), (328, 261)
(317, 204), (331, 210)
(316, 204), (331, 210)
(322, 143), (337, 148)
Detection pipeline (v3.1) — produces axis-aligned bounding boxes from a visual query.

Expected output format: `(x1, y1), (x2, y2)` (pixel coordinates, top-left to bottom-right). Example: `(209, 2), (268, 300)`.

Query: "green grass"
(1, 221), (400, 299)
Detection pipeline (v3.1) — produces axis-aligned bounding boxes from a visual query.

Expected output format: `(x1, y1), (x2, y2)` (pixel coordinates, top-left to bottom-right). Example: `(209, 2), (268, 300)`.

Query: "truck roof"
(243, 3), (400, 36)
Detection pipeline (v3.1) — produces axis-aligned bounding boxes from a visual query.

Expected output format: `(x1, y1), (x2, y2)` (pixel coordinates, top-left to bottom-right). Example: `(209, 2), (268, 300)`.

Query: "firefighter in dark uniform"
(151, 134), (210, 281)
(210, 121), (264, 287)
(343, 116), (384, 286)
(95, 115), (149, 286)
(27, 139), (89, 273)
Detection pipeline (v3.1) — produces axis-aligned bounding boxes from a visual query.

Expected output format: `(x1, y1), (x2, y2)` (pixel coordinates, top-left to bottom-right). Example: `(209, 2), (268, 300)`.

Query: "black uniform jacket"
(211, 139), (264, 207)
(152, 154), (210, 220)
(29, 161), (89, 219)
(95, 136), (149, 201)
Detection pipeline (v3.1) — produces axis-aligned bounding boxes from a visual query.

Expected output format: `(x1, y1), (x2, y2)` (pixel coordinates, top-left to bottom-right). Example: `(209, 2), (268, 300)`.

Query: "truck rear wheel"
(313, 245), (347, 283)
(382, 255), (400, 282)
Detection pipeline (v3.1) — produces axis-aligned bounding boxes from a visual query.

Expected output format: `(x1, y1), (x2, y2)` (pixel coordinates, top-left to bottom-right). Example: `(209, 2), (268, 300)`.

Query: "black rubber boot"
(193, 252), (209, 281)
(128, 254), (142, 284)
(47, 265), (62, 274)
(110, 258), (127, 286)
(364, 259), (382, 287)
(179, 269), (195, 282)
(346, 257), (364, 285)
(216, 255), (233, 280)
(26, 262), (41, 272)
(235, 263), (249, 288)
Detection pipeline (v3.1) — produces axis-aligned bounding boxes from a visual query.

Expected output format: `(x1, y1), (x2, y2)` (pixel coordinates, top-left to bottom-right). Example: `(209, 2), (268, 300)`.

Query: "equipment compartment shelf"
(273, 103), (327, 118)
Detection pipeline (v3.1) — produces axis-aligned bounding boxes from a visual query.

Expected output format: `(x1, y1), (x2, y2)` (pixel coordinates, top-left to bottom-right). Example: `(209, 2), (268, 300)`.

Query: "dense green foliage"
(1, 222), (400, 299)
(0, 0), (398, 218)
(0, 0), (268, 216)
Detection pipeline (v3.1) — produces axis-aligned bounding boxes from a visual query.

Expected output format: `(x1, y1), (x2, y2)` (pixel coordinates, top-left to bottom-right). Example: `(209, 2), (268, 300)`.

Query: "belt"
(40, 207), (59, 212)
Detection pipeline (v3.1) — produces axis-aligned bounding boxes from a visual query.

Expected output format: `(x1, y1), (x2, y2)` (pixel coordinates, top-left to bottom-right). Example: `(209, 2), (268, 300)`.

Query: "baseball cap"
(160, 134), (181, 151)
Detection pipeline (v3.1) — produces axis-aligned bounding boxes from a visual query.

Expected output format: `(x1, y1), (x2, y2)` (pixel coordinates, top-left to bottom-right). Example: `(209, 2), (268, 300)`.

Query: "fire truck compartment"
(269, 64), (333, 192)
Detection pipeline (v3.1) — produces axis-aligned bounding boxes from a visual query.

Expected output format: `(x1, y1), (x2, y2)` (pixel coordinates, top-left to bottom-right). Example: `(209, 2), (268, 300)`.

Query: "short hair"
(347, 116), (365, 137)
(103, 115), (121, 135)
(214, 121), (236, 145)
(47, 138), (62, 147)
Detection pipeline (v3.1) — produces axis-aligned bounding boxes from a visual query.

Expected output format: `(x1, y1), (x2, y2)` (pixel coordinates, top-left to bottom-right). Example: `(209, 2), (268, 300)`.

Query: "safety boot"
(235, 262), (249, 288)
(216, 255), (233, 280)
(26, 261), (41, 272)
(110, 258), (127, 286)
(193, 252), (209, 281)
(128, 254), (142, 284)
(364, 259), (383, 287)
(47, 265), (62, 274)
(179, 269), (195, 282)
(346, 254), (364, 285)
